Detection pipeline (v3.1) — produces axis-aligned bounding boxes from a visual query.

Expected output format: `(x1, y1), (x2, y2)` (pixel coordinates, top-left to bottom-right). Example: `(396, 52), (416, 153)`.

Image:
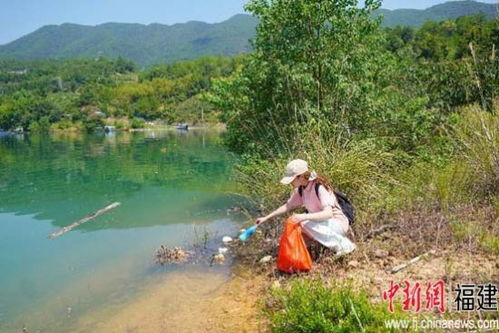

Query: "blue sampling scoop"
(239, 225), (258, 242)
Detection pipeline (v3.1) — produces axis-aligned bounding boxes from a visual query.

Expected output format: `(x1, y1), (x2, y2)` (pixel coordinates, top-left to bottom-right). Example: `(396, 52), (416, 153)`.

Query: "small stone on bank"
(375, 249), (389, 258)
(259, 255), (272, 264)
(222, 236), (233, 244)
(348, 260), (359, 268)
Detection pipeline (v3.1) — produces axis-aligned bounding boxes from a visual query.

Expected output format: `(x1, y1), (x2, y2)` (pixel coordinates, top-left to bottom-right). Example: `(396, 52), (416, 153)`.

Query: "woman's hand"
(289, 213), (307, 223)
(255, 216), (268, 225)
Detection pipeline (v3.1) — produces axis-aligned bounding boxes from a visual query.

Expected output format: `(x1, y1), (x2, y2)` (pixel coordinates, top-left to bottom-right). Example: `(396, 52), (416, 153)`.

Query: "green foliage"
(453, 105), (499, 197)
(28, 116), (50, 132)
(376, 1), (496, 27)
(0, 16), (258, 67)
(211, 0), (400, 155)
(208, 2), (499, 259)
(380, 105), (498, 214)
(83, 116), (104, 133)
(266, 279), (408, 333)
(0, 56), (237, 130)
(233, 111), (397, 228)
(0, 2), (495, 66)
(130, 118), (145, 129)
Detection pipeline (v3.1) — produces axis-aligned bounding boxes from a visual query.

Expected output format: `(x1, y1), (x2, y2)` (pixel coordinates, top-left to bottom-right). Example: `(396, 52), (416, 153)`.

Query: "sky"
(0, 0), (497, 45)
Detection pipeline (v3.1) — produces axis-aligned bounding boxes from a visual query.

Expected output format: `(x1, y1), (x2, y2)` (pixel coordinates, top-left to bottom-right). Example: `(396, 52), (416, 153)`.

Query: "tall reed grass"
(234, 103), (498, 254)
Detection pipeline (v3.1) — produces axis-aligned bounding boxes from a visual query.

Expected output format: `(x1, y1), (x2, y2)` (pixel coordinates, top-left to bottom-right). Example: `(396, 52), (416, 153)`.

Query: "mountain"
(0, 14), (258, 67)
(0, 1), (496, 66)
(375, 0), (497, 27)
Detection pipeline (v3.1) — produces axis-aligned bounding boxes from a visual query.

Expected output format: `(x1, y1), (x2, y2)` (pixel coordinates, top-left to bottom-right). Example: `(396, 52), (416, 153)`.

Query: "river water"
(0, 129), (246, 332)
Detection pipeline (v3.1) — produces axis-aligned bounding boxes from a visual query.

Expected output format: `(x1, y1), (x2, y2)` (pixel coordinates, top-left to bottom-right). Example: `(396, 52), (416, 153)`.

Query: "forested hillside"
(0, 14), (257, 67)
(0, 56), (243, 131)
(0, 1), (495, 66)
(376, 0), (497, 27)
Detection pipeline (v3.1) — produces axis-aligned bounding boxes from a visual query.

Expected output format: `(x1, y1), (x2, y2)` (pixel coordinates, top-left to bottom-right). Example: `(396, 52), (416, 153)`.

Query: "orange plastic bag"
(277, 218), (313, 273)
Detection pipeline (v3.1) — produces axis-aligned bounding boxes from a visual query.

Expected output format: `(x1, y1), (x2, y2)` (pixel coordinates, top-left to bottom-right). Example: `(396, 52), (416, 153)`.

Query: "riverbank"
(69, 227), (498, 333)
(73, 265), (267, 333)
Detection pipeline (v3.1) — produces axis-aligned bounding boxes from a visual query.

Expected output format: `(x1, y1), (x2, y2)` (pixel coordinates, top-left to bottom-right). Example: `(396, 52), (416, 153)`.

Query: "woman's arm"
(255, 203), (289, 225)
(290, 206), (333, 223)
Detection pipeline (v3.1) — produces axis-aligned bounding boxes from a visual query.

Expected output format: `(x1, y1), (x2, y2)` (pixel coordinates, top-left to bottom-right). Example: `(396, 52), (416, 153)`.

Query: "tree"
(209, 0), (395, 155)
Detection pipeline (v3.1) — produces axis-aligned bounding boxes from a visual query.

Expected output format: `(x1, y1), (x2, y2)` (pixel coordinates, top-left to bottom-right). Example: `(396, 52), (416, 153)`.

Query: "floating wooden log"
(48, 202), (121, 239)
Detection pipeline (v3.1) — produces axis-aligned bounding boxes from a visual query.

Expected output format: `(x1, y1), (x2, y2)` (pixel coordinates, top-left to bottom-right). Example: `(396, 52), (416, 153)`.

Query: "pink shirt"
(286, 181), (349, 233)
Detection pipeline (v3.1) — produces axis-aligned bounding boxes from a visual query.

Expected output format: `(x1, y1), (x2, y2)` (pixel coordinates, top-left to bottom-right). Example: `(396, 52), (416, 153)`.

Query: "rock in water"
(222, 236), (233, 244)
(155, 245), (191, 265)
(214, 253), (225, 263)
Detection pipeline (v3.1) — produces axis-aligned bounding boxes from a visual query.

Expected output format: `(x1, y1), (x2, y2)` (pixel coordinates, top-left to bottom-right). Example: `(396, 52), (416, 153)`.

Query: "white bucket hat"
(280, 159), (317, 185)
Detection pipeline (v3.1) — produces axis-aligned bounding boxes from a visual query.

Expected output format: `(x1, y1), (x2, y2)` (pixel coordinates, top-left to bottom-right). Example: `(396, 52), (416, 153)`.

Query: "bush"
(453, 106), (499, 197)
(83, 117), (104, 133)
(266, 279), (408, 333)
(234, 110), (396, 230)
(130, 118), (145, 129)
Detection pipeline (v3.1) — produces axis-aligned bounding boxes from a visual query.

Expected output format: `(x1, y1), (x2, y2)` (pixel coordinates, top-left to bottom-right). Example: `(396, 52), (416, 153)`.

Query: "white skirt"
(300, 219), (355, 253)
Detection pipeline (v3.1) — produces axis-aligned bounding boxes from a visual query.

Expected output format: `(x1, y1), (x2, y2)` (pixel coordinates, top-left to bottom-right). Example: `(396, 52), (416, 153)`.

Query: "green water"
(0, 129), (244, 332)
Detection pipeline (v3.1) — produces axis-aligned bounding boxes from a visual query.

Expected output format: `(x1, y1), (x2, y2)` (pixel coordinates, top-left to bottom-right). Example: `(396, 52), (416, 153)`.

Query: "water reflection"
(0, 129), (244, 332)
(0, 129), (240, 230)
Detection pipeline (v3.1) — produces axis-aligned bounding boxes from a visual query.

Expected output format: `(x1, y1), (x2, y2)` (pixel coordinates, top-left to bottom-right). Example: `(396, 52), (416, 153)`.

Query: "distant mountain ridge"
(0, 1), (496, 66)
(0, 14), (258, 67)
(375, 0), (497, 27)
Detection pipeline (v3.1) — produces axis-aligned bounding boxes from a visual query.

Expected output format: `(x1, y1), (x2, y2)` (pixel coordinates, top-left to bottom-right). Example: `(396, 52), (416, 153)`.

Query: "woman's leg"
(301, 220), (356, 254)
(301, 229), (328, 260)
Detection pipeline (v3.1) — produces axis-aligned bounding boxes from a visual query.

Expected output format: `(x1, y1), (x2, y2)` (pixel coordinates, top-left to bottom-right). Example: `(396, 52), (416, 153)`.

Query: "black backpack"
(298, 183), (355, 225)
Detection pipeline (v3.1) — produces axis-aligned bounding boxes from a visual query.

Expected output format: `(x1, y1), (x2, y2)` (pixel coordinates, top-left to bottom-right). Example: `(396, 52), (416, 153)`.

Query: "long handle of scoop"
(48, 202), (121, 239)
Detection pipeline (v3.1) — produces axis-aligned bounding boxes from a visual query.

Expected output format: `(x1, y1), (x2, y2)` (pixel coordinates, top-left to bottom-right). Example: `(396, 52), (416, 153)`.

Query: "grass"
(230, 103), (498, 329)
(265, 278), (410, 333)
(452, 105), (499, 197)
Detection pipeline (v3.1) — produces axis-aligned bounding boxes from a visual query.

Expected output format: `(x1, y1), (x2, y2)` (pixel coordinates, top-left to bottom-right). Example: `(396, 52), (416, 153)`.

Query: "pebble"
(222, 236), (233, 244)
(348, 260), (359, 268)
(218, 247), (228, 254)
(214, 253), (225, 263)
(259, 255), (272, 264)
(375, 249), (389, 258)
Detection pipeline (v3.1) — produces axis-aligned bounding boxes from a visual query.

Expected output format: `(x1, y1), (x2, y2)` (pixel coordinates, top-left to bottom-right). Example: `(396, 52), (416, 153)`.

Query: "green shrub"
(28, 116), (51, 132)
(389, 160), (472, 212)
(130, 118), (145, 129)
(114, 120), (125, 129)
(234, 110), (397, 230)
(266, 279), (409, 333)
(83, 117), (104, 133)
(453, 106), (499, 197)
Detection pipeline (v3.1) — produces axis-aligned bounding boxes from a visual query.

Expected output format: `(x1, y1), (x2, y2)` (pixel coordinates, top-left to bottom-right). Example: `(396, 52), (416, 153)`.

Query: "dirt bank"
(74, 266), (267, 333)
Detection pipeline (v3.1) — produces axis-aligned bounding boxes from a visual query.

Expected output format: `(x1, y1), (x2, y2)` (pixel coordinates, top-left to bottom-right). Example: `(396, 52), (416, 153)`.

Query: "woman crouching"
(255, 159), (356, 256)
